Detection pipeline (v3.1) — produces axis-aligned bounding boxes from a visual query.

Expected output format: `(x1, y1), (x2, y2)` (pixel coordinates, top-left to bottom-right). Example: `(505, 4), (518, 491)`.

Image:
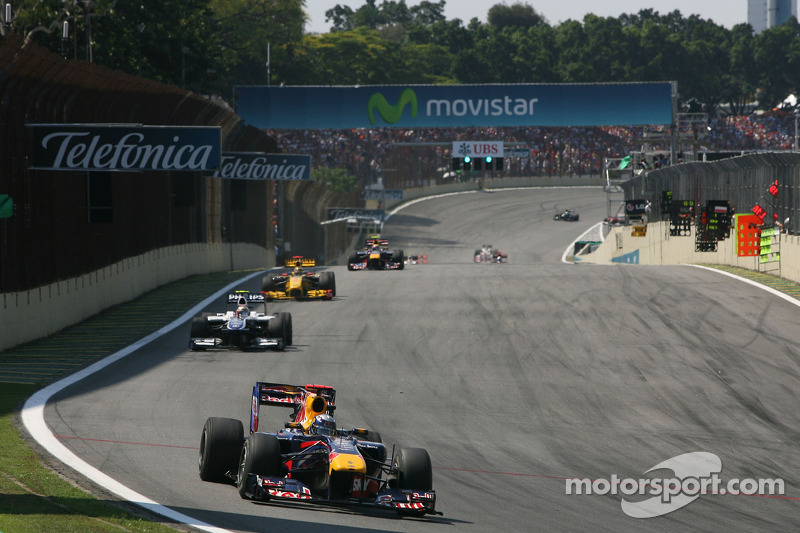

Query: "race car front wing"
(189, 336), (285, 350)
(241, 473), (439, 515)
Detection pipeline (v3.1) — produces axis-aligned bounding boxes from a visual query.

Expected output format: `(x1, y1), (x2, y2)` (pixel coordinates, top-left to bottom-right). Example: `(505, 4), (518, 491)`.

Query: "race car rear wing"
(285, 257), (315, 268)
(227, 291), (266, 304)
(364, 238), (389, 247)
(250, 382), (336, 433)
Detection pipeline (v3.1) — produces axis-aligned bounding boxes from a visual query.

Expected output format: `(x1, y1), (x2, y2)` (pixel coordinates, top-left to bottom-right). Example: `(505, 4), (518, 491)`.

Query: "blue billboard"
(235, 82), (673, 130)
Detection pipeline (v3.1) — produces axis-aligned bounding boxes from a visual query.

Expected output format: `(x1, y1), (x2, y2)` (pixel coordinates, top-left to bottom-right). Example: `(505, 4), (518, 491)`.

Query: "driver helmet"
(310, 414), (337, 436)
(236, 297), (249, 317)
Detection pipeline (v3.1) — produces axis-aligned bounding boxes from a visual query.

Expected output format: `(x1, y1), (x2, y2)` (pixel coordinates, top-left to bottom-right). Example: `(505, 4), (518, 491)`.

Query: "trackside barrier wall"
(576, 221), (800, 285)
(0, 243), (270, 352)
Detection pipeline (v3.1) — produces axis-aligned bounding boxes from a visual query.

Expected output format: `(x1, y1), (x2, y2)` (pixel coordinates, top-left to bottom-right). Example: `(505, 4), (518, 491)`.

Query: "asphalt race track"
(43, 187), (800, 532)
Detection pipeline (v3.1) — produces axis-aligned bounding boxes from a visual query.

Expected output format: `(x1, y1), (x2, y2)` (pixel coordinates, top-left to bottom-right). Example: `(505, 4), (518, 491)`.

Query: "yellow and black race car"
(261, 257), (336, 300)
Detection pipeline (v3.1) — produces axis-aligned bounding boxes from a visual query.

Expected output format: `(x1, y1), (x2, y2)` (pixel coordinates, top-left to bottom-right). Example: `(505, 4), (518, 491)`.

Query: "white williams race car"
(189, 291), (292, 351)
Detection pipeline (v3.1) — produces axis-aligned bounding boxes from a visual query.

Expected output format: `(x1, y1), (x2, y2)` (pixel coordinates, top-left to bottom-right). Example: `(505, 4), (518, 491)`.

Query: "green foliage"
(313, 167), (356, 193)
(11, 0), (800, 112)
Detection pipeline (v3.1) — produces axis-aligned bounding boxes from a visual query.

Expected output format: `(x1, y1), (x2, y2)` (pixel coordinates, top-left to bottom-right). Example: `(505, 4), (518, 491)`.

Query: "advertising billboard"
(235, 82), (673, 130)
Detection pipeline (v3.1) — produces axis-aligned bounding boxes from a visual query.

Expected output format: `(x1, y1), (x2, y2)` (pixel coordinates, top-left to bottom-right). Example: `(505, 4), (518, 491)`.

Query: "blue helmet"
(310, 414), (337, 436)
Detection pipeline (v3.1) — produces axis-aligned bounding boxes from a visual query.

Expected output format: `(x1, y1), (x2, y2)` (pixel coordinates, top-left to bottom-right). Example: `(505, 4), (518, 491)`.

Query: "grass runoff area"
(0, 270), (255, 533)
(1, 265), (800, 532)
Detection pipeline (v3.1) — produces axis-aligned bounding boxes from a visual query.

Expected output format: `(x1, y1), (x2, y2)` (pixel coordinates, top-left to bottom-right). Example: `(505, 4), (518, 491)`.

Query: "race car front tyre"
(199, 417), (243, 483)
(190, 315), (210, 350)
(267, 314), (286, 345)
(237, 433), (283, 499)
(275, 312), (292, 346)
(261, 275), (278, 292)
(393, 447), (433, 516)
(394, 447), (432, 490)
(395, 250), (405, 270)
(319, 271), (336, 297)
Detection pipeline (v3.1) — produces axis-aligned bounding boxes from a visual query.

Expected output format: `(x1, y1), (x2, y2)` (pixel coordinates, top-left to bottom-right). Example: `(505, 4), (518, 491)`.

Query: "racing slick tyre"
(237, 433), (283, 499)
(275, 312), (293, 346)
(319, 271), (336, 297)
(360, 430), (382, 443)
(395, 250), (405, 270)
(199, 417), (243, 483)
(393, 447), (433, 516)
(347, 253), (359, 271)
(267, 314), (287, 345)
(261, 275), (278, 292)
(189, 315), (210, 350)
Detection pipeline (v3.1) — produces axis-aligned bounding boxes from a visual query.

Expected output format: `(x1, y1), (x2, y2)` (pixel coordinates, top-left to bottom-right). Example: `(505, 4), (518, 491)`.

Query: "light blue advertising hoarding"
(235, 82), (673, 130)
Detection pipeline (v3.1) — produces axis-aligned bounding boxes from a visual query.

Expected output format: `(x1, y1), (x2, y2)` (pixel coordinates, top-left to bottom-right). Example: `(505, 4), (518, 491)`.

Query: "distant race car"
(348, 236), (405, 270)
(198, 382), (439, 517)
(474, 245), (507, 263)
(262, 257), (335, 300)
(553, 209), (580, 221)
(189, 291), (291, 351)
(405, 253), (428, 265)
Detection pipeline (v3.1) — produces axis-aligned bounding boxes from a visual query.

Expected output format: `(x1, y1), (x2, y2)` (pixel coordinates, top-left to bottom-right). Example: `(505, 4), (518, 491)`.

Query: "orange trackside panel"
(736, 214), (762, 257)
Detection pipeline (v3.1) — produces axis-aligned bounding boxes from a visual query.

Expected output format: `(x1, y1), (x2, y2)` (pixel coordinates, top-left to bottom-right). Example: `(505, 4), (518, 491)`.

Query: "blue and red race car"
(348, 236), (405, 270)
(198, 382), (439, 517)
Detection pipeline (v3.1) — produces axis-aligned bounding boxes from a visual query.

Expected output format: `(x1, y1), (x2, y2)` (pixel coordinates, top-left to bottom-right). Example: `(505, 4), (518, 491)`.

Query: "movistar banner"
(210, 152), (311, 180)
(28, 124), (220, 171)
(235, 82), (673, 129)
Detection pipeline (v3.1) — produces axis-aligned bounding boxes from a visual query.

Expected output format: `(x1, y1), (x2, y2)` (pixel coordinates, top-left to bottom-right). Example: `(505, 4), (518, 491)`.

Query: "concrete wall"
(577, 221), (800, 283)
(0, 243), (273, 352)
(385, 175), (603, 209)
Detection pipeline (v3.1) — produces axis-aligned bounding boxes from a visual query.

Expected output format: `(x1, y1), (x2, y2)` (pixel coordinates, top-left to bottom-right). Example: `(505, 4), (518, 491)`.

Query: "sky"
(304, 1), (749, 34)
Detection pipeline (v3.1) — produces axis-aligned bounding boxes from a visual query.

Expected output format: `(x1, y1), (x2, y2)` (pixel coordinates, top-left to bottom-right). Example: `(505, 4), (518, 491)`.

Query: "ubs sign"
(452, 141), (504, 158)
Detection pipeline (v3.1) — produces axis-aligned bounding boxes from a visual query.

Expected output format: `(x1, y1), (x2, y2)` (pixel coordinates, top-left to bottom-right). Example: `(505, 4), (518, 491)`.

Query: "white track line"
(21, 270), (267, 533)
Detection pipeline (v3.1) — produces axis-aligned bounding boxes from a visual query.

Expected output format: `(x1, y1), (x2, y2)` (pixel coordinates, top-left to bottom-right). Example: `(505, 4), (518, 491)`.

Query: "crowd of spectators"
(267, 109), (800, 189)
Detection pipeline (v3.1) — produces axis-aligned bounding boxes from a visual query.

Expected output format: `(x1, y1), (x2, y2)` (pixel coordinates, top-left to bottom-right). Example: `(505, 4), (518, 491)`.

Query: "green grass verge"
(0, 384), (181, 533)
(0, 270), (261, 533)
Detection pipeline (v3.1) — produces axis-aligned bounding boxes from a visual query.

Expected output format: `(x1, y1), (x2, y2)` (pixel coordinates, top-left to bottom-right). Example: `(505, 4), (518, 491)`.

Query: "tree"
(487, 2), (547, 30)
(313, 167), (356, 193)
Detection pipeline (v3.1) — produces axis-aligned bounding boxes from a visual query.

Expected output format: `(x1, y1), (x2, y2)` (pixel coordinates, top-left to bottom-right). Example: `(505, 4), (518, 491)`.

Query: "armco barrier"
(0, 243), (271, 352)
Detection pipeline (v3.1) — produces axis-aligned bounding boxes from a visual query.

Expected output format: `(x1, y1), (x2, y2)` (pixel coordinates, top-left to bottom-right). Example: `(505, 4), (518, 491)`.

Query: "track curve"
(43, 187), (800, 532)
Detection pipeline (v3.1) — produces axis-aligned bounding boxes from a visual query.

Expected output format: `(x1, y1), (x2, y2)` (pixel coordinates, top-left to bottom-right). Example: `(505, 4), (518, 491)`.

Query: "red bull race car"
(262, 257), (336, 300)
(198, 382), (439, 517)
(189, 291), (291, 351)
(348, 236), (405, 270)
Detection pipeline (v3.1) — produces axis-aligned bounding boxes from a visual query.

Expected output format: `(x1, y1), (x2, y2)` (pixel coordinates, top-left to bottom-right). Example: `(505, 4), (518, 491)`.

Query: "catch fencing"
(621, 152), (800, 233)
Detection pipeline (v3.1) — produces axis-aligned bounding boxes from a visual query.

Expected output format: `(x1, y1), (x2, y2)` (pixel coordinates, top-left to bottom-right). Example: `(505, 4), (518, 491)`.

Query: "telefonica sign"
(235, 82), (673, 130)
(28, 124), (220, 171)
(210, 152), (311, 180)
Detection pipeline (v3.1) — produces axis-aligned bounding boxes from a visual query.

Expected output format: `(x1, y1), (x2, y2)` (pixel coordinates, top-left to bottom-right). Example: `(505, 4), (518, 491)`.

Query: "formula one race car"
(262, 257), (335, 300)
(553, 209), (580, 221)
(348, 236), (405, 270)
(189, 291), (291, 351)
(198, 382), (439, 517)
(474, 245), (507, 263)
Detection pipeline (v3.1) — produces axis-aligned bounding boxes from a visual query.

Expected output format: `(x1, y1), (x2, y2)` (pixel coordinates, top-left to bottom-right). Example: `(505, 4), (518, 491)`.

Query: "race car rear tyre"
(199, 417), (243, 483)
(276, 312), (292, 346)
(237, 433), (282, 499)
(319, 271), (336, 297)
(267, 314), (286, 344)
(395, 250), (405, 270)
(362, 430), (382, 443)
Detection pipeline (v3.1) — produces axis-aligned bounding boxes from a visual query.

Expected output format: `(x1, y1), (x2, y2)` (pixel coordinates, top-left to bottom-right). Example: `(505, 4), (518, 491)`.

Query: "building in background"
(748, 0), (797, 33)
